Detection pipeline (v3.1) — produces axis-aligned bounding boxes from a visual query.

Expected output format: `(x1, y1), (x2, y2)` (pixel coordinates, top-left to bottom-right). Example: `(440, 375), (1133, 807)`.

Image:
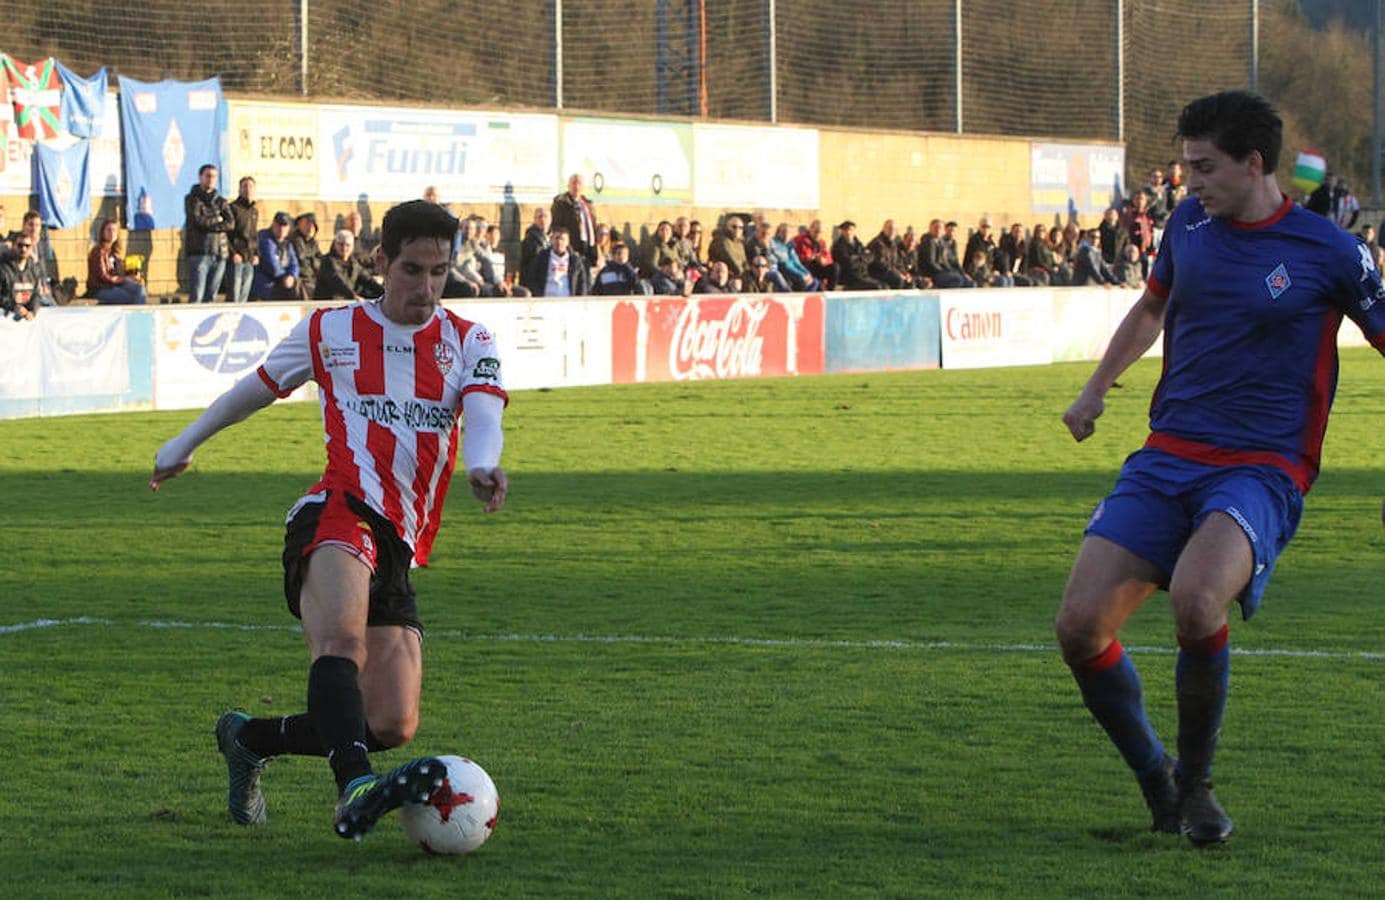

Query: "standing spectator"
(1305, 175), (1332, 216)
(550, 173), (597, 266)
(1123, 193), (1155, 275)
(695, 259), (737, 294)
(793, 219), (835, 288)
(314, 230), (375, 300)
(1165, 160), (1188, 212)
(651, 257), (693, 296)
(527, 227), (590, 297)
(227, 177), (259, 303)
(252, 211), (299, 301)
(0, 231), (43, 319)
(1069, 228), (1119, 286)
(1331, 177), (1360, 231)
(519, 208), (550, 295)
(771, 223), (820, 291)
(1141, 167), (1170, 230)
(86, 217), (147, 305)
(290, 213), (322, 301)
(640, 220), (678, 279)
(708, 216), (750, 282)
(1099, 206), (1129, 265)
(831, 221), (883, 291)
(592, 243), (644, 295)
(184, 164), (234, 302)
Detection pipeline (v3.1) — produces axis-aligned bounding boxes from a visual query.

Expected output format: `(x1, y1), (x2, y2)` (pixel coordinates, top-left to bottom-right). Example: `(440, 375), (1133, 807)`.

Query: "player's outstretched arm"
(1063, 288), (1167, 442)
(462, 391), (507, 513)
(150, 373), (278, 491)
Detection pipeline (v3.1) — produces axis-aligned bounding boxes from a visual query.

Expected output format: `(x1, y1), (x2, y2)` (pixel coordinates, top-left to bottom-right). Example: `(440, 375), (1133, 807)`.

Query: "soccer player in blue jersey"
(1056, 91), (1385, 846)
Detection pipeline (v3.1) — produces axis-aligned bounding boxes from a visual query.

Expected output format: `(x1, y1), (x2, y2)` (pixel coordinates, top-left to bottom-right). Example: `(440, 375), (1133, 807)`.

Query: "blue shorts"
(1084, 448), (1304, 619)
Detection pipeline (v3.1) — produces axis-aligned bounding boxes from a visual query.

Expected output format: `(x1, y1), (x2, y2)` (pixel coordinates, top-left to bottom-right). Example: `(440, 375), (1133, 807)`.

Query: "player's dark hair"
(1176, 91), (1282, 173)
(379, 199), (459, 262)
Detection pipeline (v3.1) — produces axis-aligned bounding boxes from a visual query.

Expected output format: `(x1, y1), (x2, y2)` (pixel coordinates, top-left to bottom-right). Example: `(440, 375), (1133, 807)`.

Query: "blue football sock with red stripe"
(1175, 624), (1230, 782)
(1070, 640), (1166, 779)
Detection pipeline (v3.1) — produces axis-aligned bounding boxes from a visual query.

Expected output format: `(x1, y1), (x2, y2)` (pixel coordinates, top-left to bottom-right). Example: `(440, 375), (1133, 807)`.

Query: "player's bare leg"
(1166, 511), (1250, 846)
(1056, 537), (1178, 832)
(360, 625), (423, 750)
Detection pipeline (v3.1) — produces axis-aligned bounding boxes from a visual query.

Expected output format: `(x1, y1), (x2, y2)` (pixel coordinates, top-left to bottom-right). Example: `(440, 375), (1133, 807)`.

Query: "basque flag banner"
(118, 75), (224, 230)
(3, 56), (62, 142)
(56, 62), (107, 138)
(34, 139), (93, 229)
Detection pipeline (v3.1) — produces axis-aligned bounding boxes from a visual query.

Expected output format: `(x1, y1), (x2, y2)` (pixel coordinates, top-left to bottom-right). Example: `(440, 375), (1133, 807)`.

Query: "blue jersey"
(1144, 195), (1385, 492)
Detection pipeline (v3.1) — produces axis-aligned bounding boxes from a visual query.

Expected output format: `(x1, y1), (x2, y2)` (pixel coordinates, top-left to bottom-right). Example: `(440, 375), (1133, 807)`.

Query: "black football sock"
(240, 713), (390, 758)
(307, 655), (373, 793)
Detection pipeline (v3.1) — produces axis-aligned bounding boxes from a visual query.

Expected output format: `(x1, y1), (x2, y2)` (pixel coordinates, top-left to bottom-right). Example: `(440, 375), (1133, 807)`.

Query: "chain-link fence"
(8, 0), (1257, 184)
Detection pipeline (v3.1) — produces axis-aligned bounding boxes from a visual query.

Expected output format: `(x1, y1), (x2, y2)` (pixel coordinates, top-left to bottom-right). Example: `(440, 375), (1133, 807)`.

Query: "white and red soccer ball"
(399, 755), (499, 855)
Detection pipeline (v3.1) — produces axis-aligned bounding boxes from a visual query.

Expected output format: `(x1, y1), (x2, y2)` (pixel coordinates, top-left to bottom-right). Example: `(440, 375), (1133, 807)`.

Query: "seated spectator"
(477, 224), (530, 298)
(252, 211), (300, 300)
(740, 254), (780, 293)
(1113, 243), (1145, 289)
(1361, 224), (1380, 259)
(898, 227), (929, 287)
(866, 219), (919, 289)
(695, 259), (737, 294)
(743, 220), (790, 292)
(1165, 160), (1188, 211)
(831, 220), (883, 290)
(997, 223), (1029, 286)
(0, 207), (9, 254)
(641, 220), (678, 279)
(445, 218), (486, 298)
(771, 222), (820, 291)
(966, 248), (1007, 288)
(1069, 228), (1120, 287)
(0, 232), (44, 319)
(15, 210), (58, 306)
(683, 219), (708, 275)
(315, 230), (378, 300)
(963, 217), (1004, 284)
(290, 213), (322, 300)
(1050, 224), (1077, 284)
(86, 217), (148, 305)
(1098, 206), (1128, 265)
(793, 219), (834, 288)
(651, 257), (693, 296)
(592, 223), (613, 274)
(593, 243), (644, 295)
(708, 216), (749, 282)
(527, 227), (590, 297)
(918, 219), (970, 288)
(1024, 223), (1055, 285)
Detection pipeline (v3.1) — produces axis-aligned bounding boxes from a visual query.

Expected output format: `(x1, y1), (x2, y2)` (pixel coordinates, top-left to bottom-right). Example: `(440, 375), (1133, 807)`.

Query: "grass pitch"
(4, 351), (1385, 898)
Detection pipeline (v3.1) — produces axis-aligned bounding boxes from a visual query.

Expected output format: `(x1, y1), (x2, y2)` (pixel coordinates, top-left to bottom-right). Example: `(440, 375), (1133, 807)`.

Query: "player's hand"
(149, 460), (189, 492)
(468, 466), (508, 513)
(1062, 390), (1105, 442)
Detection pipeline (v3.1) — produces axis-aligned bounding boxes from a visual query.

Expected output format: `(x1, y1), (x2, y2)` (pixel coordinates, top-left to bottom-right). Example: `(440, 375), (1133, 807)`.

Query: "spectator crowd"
(6, 161), (1385, 320)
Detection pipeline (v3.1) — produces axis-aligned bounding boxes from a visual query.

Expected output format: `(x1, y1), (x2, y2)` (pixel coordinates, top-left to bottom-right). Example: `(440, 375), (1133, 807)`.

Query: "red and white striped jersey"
(256, 300), (507, 565)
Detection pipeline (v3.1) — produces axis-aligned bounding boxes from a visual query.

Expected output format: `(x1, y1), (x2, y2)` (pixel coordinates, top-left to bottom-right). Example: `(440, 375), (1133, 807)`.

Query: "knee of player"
(1168, 583), (1232, 633)
(1053, 608), (1102, 662)
(368, 713), (418, 749)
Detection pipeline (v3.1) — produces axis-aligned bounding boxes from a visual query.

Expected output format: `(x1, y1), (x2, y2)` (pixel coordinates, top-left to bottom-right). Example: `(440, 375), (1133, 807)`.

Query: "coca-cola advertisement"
(611, 294), (824, 383)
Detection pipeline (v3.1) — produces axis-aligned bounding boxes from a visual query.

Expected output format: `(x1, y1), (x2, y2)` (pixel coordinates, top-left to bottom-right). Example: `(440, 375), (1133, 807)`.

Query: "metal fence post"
(954, 0), (963, 133)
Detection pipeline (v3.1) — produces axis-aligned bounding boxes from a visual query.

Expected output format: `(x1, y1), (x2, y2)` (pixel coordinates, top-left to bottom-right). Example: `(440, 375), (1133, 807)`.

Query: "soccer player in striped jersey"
(151, 200), (509, 840)
(1057, 91), (1385, 846)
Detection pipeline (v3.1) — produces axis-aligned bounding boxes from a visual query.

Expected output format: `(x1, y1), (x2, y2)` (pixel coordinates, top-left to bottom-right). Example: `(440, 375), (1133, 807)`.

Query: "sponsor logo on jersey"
(472, 356), (500, 380)
(1186, 216), (1212, 232)
(191, 312), (271, 374)
(1224, 505), (1258, 545)
(1264, 263), (1291, 300)
(1359, 242), (1376, 281)
(343, 396), (455, 430)
(319, 342), (360, 369)
(435, 343), (455, 375)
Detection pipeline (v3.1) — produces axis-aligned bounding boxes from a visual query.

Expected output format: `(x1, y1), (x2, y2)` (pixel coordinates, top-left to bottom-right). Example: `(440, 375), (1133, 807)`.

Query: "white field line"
(3, 616), (1385, 661)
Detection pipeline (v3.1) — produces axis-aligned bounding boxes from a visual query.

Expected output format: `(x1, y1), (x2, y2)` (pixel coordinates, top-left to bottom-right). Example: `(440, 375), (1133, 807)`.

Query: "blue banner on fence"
(56, 62), (107, 138)
(34, 139), (92, 229)
(825, 293), (942, 373)
(118, 76), (224, 230)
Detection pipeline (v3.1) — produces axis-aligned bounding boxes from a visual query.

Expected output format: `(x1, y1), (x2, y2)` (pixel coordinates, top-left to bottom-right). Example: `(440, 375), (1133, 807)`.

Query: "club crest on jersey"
(1264, 263), (1291, 300)
(434, 343), (455, 375)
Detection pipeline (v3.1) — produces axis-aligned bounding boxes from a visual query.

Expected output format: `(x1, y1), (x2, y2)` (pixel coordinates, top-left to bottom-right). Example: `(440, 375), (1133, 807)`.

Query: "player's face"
(1183, 138), (1258, 220)
(379, 237), (450, 326)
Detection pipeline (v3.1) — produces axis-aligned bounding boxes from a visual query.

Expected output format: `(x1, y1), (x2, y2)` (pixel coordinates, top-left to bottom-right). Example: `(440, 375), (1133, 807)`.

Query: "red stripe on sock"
(1075, 640), (1124, 675)
(1178, 624), (1229, 656)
